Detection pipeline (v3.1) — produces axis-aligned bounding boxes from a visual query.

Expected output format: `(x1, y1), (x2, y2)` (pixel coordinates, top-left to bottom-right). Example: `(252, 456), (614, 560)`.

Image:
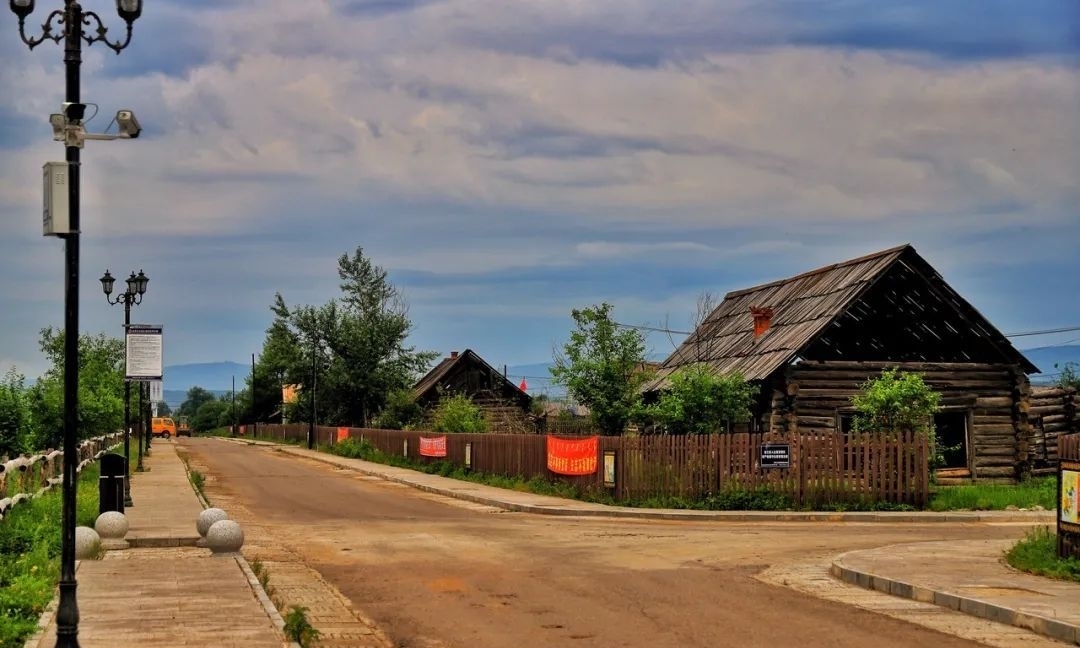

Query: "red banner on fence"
(419, 436), (448, 457)
(547, 435), (598, 475)
(337, 427), (349, 442)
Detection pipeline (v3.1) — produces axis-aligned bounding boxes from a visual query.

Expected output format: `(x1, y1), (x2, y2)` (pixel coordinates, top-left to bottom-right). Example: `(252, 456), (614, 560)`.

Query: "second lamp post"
(100, 269), (148, 504)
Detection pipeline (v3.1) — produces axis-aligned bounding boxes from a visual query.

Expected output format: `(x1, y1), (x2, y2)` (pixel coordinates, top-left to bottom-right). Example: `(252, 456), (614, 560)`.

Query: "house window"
(838, 413), (856, 436)
(934, 411), (969, 470)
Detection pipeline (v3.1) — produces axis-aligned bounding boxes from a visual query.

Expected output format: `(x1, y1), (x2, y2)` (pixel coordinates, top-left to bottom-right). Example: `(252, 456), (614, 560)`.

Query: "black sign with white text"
(760, 443), (791, 469)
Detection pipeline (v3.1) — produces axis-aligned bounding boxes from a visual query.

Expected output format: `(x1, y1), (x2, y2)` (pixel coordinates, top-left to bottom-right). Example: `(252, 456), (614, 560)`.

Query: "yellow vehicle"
(152, 417), (177, 439)
(177, 416), (192, 437)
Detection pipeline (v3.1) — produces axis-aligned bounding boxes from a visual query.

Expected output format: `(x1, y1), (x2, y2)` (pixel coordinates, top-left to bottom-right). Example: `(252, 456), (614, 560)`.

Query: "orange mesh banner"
(419, 436), (448, 457)
(547, 435), (598, 475)
(337, 427), (349, 442)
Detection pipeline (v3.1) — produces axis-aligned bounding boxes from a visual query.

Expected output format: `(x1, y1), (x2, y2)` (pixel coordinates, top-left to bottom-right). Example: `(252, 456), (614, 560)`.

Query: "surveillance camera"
(61, 102), (86, 121)
(115, 110), (141, 138)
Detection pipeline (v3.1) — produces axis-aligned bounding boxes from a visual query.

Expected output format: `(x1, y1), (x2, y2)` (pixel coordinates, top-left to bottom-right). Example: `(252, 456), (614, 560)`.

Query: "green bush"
(432, 394), (487, 433)
(330, 437), (376, 460)
(373, 388), (423, 430)
(0, 463), (100, 648)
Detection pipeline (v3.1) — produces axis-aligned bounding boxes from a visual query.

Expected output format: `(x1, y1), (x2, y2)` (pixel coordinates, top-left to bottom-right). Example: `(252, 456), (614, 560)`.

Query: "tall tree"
(249, 293), (304, 423)
(550, 303), (651, 436)
(258, 246), (437, 426)
(178, 386), (217, 418)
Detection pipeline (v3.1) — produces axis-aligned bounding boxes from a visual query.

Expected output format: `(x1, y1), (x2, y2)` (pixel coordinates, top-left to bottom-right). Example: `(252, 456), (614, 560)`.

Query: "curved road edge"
(831, 540), (1080, 645)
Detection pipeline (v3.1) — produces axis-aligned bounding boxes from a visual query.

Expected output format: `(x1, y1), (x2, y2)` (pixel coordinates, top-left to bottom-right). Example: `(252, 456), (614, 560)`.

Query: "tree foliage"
(372, 388), (423, 430)
(638, 364), (757, 434)
(550, 303), (651, 436)
(26, 327), (124, 449)
(253, 246), (437, 427)
(431, 393), (487, 433)
(179, 386), (218, 419)
(851, 368), (941, 436)
(0, 367), (31, 458)
(851, 368), (949, 469)
(1055, 362), (1080, 392)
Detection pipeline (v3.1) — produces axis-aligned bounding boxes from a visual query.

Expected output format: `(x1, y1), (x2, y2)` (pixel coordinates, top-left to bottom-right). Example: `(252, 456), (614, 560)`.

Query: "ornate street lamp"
(9, 2), (143, 646)
(101, 269), (148, 500)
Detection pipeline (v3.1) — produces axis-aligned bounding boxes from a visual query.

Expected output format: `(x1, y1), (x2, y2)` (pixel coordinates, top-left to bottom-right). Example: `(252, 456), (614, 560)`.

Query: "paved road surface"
(181, 438), (1053, 648)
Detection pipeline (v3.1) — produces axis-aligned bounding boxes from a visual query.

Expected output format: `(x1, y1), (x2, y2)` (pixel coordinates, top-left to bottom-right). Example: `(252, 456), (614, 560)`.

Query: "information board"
(126, 324), (163, 381)
(1059, 459), (1080, 559)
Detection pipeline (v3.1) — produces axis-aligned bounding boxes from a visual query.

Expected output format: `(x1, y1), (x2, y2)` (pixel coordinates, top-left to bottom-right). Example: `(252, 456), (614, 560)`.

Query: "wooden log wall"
(775, 361), (1025, 481)
(1029, 386), (1077, 468)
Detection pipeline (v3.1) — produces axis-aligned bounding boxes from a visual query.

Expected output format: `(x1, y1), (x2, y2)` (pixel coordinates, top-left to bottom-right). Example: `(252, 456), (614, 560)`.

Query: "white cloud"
(0, 0), (1077, 369)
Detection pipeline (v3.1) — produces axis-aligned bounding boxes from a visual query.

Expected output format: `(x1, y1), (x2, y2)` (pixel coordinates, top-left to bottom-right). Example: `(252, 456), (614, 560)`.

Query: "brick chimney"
(450, 351), (458, 359)
(750, 307), (774, 338)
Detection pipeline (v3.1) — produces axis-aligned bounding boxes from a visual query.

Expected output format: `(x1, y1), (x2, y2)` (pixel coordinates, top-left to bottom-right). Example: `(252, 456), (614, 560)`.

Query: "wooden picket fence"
(1061, 433), (1080, 461)
(254, 425), (929, 507)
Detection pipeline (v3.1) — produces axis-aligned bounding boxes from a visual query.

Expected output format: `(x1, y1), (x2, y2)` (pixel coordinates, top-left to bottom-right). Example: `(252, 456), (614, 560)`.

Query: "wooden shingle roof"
(644, 244), (1035, 390)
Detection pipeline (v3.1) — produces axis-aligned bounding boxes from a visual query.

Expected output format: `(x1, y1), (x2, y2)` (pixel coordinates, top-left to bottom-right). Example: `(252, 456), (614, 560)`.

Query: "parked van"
(152, 417), (177, 439)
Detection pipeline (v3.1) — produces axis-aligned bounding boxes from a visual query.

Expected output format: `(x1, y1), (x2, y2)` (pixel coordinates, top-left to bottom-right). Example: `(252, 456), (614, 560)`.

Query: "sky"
(0, 0), (1078, 392)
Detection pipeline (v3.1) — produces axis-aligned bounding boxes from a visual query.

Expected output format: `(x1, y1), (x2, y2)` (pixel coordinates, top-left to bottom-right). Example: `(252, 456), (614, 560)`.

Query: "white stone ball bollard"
(75, 526), (102, 560)
(196, 507), (229, 537)
(95, 511), (130, 550)
(206, 519), (244, 556)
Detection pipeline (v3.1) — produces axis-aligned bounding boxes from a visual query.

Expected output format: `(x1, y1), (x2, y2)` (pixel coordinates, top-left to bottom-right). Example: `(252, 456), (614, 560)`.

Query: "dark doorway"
(934, 411), (969, 469)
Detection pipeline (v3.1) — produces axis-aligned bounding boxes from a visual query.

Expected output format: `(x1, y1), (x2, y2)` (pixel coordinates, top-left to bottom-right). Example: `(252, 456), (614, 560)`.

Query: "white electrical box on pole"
(42, 161), (70, 236)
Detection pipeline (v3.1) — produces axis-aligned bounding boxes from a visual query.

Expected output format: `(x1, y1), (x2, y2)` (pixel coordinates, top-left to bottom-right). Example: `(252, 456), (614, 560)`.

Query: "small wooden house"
(644, 244), (1040, 482)
(412, 349), (533, 433)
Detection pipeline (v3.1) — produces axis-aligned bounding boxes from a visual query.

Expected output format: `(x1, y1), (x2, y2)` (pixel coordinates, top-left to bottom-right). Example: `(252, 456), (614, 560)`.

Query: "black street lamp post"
(8, 2), (143, 646)
(100, 269), (148, 500)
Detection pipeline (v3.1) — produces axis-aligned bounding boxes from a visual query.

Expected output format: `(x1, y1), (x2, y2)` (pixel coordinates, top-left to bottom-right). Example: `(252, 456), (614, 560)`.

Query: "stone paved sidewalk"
(27, 440), (289, 648)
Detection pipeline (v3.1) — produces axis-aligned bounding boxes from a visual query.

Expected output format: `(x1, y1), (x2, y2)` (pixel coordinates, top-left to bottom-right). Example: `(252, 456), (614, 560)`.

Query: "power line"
(1004, 325), (1080, 338)
(613, 321), (692, 335)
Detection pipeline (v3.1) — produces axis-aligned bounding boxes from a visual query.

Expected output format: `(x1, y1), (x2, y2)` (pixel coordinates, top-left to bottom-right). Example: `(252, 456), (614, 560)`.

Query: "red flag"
(519, 378), (527, 392)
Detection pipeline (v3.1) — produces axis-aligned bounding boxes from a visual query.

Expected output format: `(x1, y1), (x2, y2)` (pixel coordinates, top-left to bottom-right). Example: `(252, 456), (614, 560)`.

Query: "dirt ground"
(180, 438), (1055, 648)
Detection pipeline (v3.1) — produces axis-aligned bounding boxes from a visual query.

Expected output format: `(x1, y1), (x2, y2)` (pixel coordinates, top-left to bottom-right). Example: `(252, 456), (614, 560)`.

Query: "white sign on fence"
(126, 324), (163, 381)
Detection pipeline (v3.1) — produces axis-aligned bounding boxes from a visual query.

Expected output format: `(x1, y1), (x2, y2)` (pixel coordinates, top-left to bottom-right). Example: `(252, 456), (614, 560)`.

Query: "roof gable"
(412, 349), (529, 405)
(645, 244), (1036, 390)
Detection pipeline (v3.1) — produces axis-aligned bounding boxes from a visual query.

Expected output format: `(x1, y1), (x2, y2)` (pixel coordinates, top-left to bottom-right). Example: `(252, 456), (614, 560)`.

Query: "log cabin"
(412, 349), (533, 433)
(643, 244), (1040, 482)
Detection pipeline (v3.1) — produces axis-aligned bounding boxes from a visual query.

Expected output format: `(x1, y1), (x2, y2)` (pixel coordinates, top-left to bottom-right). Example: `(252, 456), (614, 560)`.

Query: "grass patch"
(929, 477), (1056, 512)
(283, 605), (321, 647)
(1006, 526), (1080, 582)
(0, 463), (100, 648)
(250, 559), (322, 647)
(189, 470), (206, 500)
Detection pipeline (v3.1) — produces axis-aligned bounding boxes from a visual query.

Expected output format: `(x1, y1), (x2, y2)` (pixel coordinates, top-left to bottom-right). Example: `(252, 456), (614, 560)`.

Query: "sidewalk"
(239, 438), (1079, 645)
(833, 540), (1080, 645)
(28, 440), (290, 648)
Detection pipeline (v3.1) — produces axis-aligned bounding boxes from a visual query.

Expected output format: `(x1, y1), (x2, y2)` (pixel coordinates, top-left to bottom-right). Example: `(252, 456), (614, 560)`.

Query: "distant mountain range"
(160, 345), (1079, 406)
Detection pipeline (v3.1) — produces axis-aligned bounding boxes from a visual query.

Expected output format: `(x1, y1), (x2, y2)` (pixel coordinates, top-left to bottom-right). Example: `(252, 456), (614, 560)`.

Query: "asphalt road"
(181, 438), (1045, 648)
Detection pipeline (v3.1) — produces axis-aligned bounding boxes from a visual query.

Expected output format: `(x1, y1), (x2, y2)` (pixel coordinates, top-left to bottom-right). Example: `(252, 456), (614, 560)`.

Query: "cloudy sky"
(1, 0), (1078, 390)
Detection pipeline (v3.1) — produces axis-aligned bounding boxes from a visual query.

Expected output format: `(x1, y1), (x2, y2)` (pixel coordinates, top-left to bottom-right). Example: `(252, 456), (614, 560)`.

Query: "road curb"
(179, 443), (302, 648)
(225, 438), (1056, 524)
(830, 554), (1080, 645)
